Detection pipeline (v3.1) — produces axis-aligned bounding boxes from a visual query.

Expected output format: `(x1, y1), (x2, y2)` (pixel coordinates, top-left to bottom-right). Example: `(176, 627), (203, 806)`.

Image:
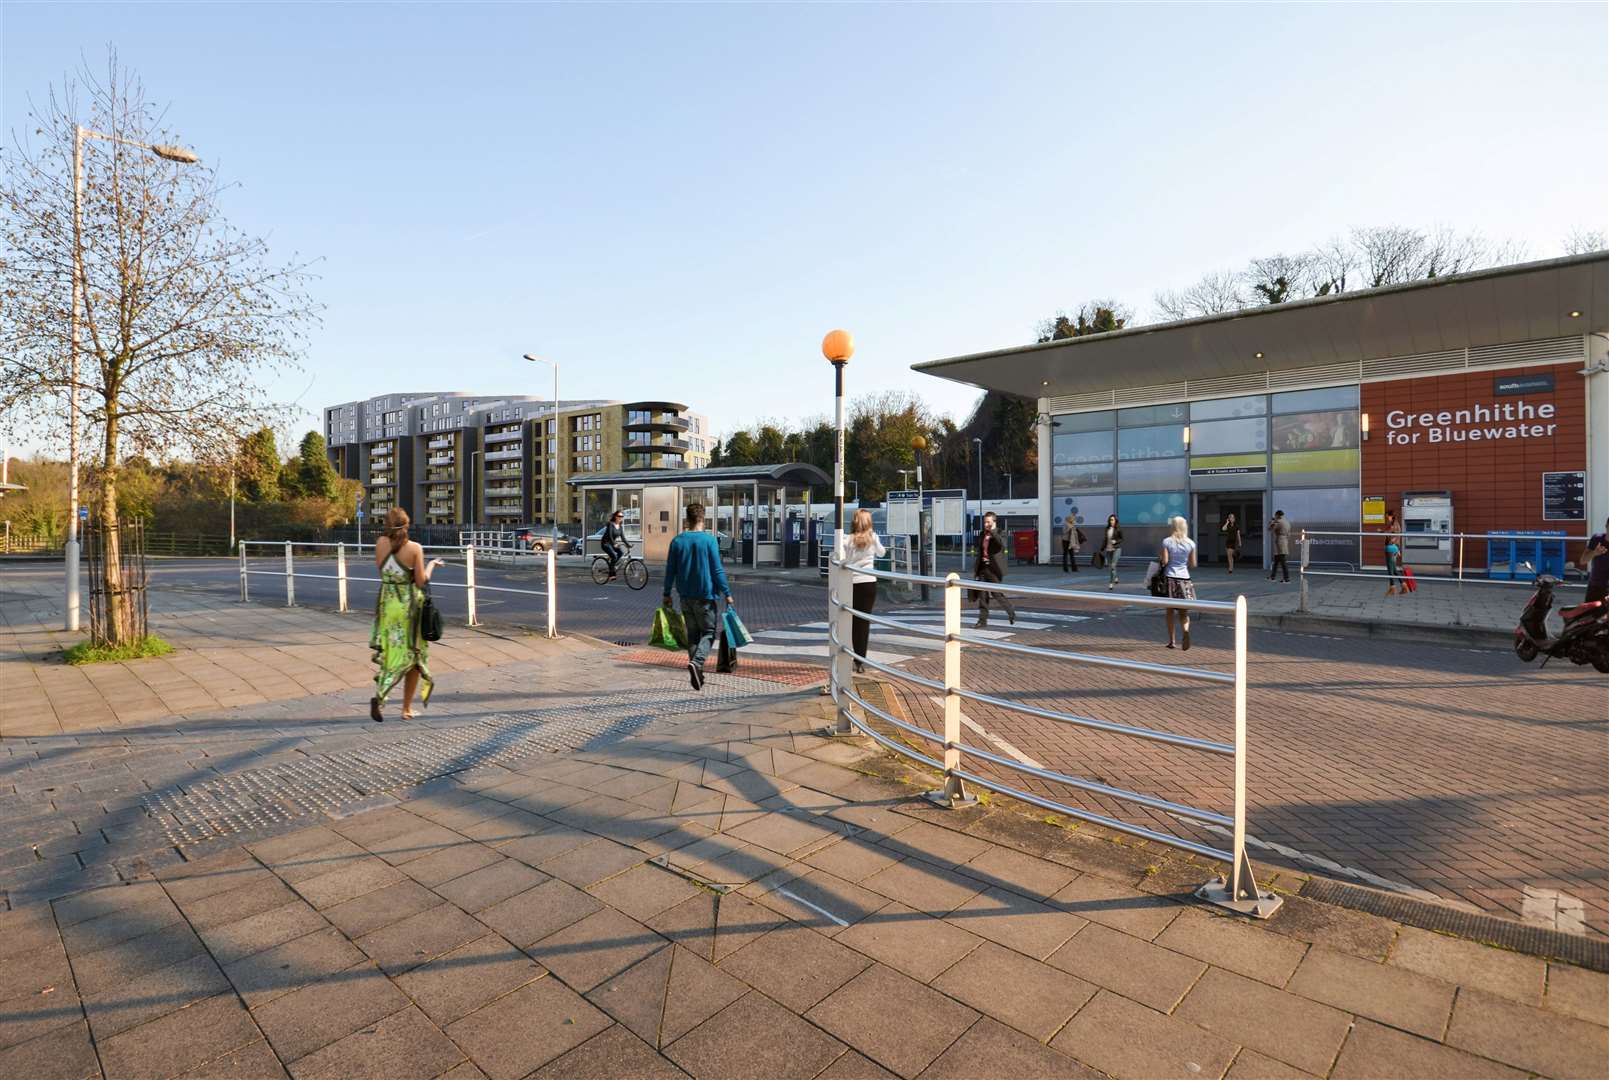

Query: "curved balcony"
(623, 414), (691, 434)
(622, 456), (689, 472)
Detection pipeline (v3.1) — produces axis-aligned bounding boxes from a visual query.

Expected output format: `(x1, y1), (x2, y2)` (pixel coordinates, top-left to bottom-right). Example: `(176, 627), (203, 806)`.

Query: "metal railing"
(825, 558), (1278, 918)
(1297, 529), (1591, 616)
(237, 540), (557, 638)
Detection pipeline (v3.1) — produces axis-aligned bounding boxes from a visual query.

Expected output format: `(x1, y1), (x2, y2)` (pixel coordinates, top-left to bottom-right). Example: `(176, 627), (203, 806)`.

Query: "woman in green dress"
(370, 508), (443, 722)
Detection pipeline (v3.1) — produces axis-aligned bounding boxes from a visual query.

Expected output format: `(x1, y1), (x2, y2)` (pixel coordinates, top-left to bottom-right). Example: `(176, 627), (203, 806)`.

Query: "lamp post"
(523, 354), (559, 544)
(65, 127), (199, 631)
(822, 330), (854, 558)
(912, 434), (928, 600)
(1002, 472), (1013, 500)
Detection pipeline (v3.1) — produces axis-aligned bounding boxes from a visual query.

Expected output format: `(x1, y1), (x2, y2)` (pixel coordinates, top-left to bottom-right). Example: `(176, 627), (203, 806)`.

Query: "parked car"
(515, 527), (575, 554)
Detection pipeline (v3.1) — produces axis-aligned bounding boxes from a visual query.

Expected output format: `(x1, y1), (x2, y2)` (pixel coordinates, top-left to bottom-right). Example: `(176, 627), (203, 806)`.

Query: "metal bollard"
(1297, 534), (1310, 613)
(239, 543), (248, 602)
(545, 547), (557, 638)
(465, 545), (479, 627)
(826, 560), (856, 736)
(284, 542), (295, 607)
(337, 543), (349, 613)
(926, 573), (975, 808)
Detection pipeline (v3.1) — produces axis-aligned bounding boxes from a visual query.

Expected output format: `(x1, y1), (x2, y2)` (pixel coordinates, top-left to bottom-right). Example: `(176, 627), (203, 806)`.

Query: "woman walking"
(1221, 513), (1242, 574)
(370, 508), (444, 722)
(842, 509), (886, 673)
(1101, 514), (1124, 590)
(1159, 515), (1198, 650)
(1383, 510), (1405, 596)
(974, 511), (1017, 628)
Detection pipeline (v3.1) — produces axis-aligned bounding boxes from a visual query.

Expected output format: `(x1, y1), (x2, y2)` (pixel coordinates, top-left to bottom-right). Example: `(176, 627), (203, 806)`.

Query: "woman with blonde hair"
(1158, 514), (1198, 650)
(842, 509), (886, 674)
(370, 507), (444, 722)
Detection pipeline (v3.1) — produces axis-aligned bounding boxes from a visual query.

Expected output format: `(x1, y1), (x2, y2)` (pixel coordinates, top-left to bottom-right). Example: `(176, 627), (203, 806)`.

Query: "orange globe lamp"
(822, 329), (855, 364)
(911, 435), (926, 451)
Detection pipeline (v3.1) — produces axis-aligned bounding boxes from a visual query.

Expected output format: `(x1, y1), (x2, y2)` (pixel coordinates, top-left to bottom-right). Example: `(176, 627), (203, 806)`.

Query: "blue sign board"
(79, 507), (89, 520)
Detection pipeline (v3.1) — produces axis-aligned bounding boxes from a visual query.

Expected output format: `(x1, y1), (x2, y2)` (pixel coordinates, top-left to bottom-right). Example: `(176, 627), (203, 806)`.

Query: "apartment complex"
(323, 392), (711, 529)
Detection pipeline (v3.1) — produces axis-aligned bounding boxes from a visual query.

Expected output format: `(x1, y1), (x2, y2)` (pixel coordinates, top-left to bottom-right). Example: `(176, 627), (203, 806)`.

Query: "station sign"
(1542, 471), (1585, 521)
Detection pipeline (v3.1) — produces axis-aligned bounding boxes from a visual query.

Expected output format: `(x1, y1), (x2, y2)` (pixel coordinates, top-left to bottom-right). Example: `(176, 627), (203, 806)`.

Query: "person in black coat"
(973, 511), (1016, 628)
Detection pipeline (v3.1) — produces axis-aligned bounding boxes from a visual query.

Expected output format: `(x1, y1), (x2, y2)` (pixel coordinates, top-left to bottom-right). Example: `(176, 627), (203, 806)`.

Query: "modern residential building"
(913, 252), (1608, 570)
(323, 392), (711, 529)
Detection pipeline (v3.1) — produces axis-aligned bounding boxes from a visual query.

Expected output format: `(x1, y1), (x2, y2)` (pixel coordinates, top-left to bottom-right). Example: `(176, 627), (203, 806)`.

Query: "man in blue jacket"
(662, 502), (732, 690)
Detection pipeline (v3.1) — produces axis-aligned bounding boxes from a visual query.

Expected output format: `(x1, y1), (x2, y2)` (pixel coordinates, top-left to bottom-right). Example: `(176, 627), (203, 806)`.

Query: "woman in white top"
(1158, 515), (1198, 651)
(843, 509), (886, 674)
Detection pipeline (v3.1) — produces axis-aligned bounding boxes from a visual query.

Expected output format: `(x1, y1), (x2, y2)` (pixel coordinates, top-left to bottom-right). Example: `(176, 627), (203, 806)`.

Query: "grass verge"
(62, 635), (175, 665)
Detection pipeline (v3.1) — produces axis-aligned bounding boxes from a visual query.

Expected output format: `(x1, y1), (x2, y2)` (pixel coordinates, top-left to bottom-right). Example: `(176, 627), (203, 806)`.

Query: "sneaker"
(1108, 583), (1115, 591)
(1182, 628), (1191, 651)
(688, 662), (704, 691)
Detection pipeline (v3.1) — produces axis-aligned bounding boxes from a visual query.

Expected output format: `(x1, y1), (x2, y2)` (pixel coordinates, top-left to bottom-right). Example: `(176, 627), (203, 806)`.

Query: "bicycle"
(592, 548), (648, 590)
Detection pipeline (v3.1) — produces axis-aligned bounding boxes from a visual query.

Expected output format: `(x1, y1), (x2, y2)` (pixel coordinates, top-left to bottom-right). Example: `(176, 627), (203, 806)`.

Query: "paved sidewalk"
(0, 603), (1606, 1078)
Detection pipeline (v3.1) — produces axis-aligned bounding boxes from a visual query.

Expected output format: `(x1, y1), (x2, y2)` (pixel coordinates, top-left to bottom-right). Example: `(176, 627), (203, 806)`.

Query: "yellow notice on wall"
(1362, 496), (1386, 525)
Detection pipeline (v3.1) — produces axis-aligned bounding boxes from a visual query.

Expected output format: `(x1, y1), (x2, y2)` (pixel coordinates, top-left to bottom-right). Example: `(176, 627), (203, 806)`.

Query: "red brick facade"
(1360, 362), (1588, 568)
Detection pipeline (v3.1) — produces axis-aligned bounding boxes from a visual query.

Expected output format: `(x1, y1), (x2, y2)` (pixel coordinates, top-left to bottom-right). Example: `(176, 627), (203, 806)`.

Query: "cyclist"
(601, 510), (631, 580)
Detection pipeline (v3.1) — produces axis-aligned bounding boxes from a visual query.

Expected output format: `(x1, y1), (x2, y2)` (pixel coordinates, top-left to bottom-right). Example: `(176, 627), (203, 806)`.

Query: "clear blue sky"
(5, 2), (1605, 449)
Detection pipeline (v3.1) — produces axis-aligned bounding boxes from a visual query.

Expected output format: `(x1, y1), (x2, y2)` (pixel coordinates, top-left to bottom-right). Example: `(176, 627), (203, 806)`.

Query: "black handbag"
(419, 588), (444, 642)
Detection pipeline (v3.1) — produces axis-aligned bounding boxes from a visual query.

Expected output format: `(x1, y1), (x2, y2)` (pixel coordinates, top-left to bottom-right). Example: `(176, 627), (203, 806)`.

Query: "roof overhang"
(913, 252), (1609, 399)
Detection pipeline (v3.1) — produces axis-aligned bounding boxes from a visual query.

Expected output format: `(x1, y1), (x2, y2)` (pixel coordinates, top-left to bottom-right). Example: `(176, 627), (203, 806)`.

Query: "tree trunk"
(99, 411), (128, 644)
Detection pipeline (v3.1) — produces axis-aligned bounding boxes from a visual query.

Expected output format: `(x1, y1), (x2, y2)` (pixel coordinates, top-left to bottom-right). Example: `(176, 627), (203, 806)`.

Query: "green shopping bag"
(650, 606), (688, 650)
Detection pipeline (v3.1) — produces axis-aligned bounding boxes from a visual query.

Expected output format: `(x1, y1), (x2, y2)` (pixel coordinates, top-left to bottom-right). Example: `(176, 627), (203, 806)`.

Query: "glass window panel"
(1050, 494), (1113, 531)
(1052, 430), (1114, 465)
(1272, 385), (1359, 414)
(1052, 462), (1115, 492)
(1190, 417), (1268, 455)
(1190, 395), (1267, 421)
(1271, 487), (1361, 563)
(1118, 458), (1188, 490)
(1116, 491), (1188, 525)
(1117, 425), (1186, 460)
(1051, 410), (1115, 434)
(1118, 403), (1190, 427)
(1272, 449), (1359, 487)
(1271, 411), (1359, 453)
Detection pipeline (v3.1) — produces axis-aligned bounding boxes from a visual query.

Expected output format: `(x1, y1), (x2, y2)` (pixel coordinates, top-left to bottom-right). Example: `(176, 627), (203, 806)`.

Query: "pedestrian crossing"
(740, 609), (1088, 666)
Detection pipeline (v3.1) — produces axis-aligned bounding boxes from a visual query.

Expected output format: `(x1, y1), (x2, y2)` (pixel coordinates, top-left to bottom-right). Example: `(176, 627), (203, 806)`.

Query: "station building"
(914, 253), (1608, 571)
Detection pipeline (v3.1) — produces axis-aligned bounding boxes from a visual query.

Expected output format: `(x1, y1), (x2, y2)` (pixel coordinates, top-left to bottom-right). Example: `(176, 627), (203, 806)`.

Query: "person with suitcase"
(661, 502), (732, 691)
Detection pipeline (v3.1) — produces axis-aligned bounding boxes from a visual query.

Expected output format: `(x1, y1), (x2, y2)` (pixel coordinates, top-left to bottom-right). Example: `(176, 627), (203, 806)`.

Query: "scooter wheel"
(1594, 655), (1609, 675)
(1514, 640), (1539, 663)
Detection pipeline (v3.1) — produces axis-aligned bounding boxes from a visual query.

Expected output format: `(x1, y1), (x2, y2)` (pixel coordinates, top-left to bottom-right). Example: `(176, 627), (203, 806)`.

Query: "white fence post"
(1196, 596), (1280, 917)
(925, 572), (975, 808)
(545, 547), (557, 638)
(239, 543), (248, 602)
(337, 542), (349, 613)
(465, 545), (479, 627)
(1298, 532), (1310, 613)
(284, 542), (295, 607)
(824, 559), (855, 736)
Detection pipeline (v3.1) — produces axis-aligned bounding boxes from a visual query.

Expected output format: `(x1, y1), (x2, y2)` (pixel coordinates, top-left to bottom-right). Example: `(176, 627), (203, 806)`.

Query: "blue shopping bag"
(722, 607), (752, 649)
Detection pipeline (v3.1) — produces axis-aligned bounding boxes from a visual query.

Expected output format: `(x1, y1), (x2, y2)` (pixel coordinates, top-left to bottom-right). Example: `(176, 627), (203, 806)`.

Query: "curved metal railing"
(824, 557), (1279, 918)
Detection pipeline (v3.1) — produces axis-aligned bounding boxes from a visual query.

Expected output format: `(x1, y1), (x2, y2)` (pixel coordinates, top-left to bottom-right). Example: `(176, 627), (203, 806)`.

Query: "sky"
(4, 2), (1606, 452)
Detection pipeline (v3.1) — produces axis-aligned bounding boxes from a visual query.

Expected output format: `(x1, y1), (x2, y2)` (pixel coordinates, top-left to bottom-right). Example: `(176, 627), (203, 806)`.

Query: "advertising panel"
(1272, 449), (1359, 487)
(1272, 410), (1359, 452)
(1052, 494), (1113, 529)
(1052, 462), (1115, 492)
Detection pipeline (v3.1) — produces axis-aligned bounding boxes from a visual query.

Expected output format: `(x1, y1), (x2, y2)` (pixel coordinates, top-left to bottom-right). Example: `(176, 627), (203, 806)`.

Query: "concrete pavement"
(0, 595), (1605, 1078)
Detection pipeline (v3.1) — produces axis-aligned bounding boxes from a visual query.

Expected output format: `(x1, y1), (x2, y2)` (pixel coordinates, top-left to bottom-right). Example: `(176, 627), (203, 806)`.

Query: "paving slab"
(1444, 985), (1609, 1078)
(393, 933), (545, 1026)
(250, 961), (409, 1065)
(1047, 923), (1206, 1013)
(284, 1004), (465, 1080)
(834, 901), (981, 983)
(667, 990), (847, 1080)
(1175, 966), (1352, 1076)
(917, 1016), (1100, 1080)
(1387, 925), (1545, 1006)
(1330, 1019), (1526, 1080)
(719, 923), (873, 1011)
(475, 878), (604, 948)
(96, 991), (261, 1080)
(1154, 908), (1310, 987)
(355, 902), (488, 978)
(806, 964), (979, 1079)
(1051, 989), (1238, 1080)
(1287, 945), (1455, 1040)
(0, 1020), (101, 1080)
(929, 940), (1096, 1042)
(529, 1025), (689, 1080)
(445, 976), (613, 1080)
(528, 906), (668, 992)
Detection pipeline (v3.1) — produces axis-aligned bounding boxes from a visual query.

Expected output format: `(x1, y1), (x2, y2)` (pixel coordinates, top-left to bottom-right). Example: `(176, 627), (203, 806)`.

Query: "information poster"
(1362, 496), (1386, 525)
(1542, 471), (1585, 521)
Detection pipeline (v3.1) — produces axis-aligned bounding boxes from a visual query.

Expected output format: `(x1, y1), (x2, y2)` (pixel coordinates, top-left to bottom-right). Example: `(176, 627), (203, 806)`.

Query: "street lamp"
(65, 126), (200, 631)
(897, 469), (913, 490)
(822, 330), (853, 557)
(523, 353), (559, 544)
(912, 434), (929, 600)
(1002, 472), (1013, 500)
(972, 437), (983, 552)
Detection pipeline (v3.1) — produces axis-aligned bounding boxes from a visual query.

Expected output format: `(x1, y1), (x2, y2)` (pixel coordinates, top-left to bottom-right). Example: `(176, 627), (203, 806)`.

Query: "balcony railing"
(485, 447), (524, 462)
(428, 436), (454, 450)
(428, 454), (455, 466)
(623, 457), (688, 471)
(484, 429), (523, 444)
(485, 505), (522, 516)
(426, 471), (457, 484)
(484, 484), (521, 496)
(623, 414), (691, 433)
(626, 437), (691, 453)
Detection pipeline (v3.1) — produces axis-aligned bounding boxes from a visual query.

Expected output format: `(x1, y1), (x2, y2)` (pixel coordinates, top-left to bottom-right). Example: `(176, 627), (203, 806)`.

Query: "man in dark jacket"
(662, 503), (732, 690)
(974, 511), (1016, 628)
(601, 510), (630, 578)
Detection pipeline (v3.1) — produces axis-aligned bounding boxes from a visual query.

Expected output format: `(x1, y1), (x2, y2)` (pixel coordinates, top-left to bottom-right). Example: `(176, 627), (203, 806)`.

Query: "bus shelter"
(569, 463), (830, 568)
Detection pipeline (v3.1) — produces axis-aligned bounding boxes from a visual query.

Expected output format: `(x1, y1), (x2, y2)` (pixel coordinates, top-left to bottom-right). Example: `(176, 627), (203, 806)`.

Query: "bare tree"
(1, 54), (319, 642)
(1308, 234), (1357, 296)
(1563, 227), (1606, 255)
(1153, 270), (1246, 321)
(1245, 253), (1318, 304)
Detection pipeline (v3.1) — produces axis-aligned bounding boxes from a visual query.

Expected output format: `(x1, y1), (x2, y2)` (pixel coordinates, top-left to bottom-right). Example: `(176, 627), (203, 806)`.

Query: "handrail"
(237, 540), (557, 638)
(824, 557), (1279, 919)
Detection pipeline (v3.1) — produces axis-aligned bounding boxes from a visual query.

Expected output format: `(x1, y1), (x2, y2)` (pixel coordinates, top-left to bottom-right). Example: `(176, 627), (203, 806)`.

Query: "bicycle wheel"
(591, 557), (612, 585)
(624, 560), (649, 591)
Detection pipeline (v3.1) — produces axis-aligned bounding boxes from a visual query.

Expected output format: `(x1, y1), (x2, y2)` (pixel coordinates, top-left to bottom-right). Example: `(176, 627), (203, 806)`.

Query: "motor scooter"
(1513, 568), (1609, 673)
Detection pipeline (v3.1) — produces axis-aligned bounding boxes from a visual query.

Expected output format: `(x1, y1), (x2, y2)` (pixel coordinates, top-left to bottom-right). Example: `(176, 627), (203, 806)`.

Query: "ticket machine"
(1401, 491), (1454, 565)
